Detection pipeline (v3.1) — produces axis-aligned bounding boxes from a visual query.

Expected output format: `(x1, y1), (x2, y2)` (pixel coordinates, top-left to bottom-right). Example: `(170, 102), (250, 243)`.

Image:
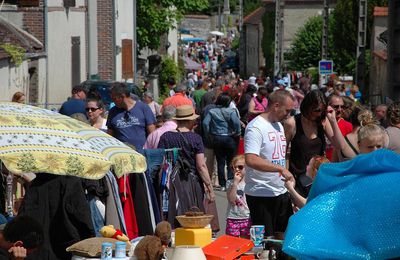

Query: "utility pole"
(239, 0), (244, 77)
(239, 0), (243, 33)
(355, 0), (367, 92)
(218, 0), (222, 32)
(132, 0), (137, 84)
(321, 0), (329, 60)
(273, 0), (283, 78)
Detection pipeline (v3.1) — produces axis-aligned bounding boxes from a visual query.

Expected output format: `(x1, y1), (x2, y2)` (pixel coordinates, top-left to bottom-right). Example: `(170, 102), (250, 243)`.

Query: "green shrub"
(159, 55), (183, 97)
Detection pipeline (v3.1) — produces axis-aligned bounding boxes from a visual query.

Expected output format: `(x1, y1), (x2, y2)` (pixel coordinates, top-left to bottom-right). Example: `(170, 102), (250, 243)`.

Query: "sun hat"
(173, 105), (199, 121)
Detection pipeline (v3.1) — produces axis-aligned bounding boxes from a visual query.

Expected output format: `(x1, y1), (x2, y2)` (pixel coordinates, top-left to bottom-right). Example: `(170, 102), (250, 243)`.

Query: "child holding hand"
(285, 155), (329, 210)
(225, 155), (251, 238)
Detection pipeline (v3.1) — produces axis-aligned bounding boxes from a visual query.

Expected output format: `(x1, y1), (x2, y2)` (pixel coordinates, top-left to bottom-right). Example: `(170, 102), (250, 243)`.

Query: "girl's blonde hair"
(309, 155), (330, 179)
(357, 123), (387, 146)
(358, 109), (376, 127)
(231, 155), (245, 168)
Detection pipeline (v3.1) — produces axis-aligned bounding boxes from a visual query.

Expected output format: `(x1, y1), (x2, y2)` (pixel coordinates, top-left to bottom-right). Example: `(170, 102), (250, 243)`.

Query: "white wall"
(35, 58), (48, 107)
(114, 0), (134, 81)
(47, 8), (87, 106)
(283, 5), (325, 52)
(0, 60), (29, 102)
(168, 27), (178, 62)
(87, 0), (98, 77)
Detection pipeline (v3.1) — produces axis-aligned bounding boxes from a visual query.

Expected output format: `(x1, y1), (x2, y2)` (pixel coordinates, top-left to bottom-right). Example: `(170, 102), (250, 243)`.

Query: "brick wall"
(21, 0), (45, 46)
(97, 0), (114, 80)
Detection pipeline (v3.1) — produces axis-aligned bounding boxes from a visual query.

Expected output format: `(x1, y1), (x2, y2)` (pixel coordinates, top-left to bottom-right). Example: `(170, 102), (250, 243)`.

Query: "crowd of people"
(5, 66), (400, 259)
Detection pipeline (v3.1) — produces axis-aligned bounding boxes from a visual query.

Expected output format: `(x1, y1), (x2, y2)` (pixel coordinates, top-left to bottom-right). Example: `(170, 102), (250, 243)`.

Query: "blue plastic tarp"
(283, 149), (400, 259)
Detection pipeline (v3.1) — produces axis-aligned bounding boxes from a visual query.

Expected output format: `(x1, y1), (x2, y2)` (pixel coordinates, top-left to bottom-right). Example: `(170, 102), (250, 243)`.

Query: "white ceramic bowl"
(170, 246), (206, 260)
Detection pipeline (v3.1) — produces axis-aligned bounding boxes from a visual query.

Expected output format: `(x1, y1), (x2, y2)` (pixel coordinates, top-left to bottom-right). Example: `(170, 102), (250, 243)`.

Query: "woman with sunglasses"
(285, 90), (336, 197)
(225, 155), (251, 238)
(86, 98), (107, 131)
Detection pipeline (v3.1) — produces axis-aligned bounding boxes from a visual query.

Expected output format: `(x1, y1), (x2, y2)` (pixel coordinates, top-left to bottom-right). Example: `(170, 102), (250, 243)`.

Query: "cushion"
(66, 237), (130, 257)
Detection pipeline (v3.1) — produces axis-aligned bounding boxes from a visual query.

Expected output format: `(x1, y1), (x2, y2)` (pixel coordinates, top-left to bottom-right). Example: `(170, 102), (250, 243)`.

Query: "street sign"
(319, 60), (333, 75)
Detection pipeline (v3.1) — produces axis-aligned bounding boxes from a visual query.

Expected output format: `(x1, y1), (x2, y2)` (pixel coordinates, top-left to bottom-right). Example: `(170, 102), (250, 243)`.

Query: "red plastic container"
(202, 235), (254, 260)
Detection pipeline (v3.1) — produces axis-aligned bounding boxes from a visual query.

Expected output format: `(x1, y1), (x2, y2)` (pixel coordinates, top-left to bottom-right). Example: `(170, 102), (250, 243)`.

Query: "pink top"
(248, 96), (268, 122)
(144, 120), (178, 149)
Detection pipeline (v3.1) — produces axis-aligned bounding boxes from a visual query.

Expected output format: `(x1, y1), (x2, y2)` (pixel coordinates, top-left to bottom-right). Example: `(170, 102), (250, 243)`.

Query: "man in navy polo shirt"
(107, 82), (156, 153)
(59, 85), (87, 117)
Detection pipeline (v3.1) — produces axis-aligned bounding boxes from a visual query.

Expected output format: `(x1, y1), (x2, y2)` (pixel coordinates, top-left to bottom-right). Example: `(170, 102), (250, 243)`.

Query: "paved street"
(215, 189), (228, 237)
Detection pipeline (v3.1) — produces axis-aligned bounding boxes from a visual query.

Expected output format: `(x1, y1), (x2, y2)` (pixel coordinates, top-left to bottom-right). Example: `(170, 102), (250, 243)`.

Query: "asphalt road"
(214, 189), (228, 237)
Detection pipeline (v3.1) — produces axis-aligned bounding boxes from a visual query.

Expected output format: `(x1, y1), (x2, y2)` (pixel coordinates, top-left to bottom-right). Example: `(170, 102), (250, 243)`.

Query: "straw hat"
(173, 105), (199, 121)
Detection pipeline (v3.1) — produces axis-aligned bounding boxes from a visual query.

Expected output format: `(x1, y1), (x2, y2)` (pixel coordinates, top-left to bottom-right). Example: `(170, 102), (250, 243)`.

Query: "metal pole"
(273, 0), (282, 78)
(132, 0), (137, 84)
(44, 0), (49, 108)
(239, 0), (243, 33)
(218, 0), (222, 32)
(355, 0), (367, 92)
(321, 0), (329, 60)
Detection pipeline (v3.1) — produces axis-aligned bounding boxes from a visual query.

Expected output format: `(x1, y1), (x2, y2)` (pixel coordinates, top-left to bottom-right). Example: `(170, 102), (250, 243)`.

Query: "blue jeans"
(213, 135), (239, 187)
(143, 149), (165, 181)
(87, 195), (105, 237)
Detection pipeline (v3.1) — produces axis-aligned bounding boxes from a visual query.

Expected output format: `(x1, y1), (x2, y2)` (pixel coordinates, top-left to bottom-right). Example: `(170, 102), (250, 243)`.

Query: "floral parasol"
(0, 102), (146, 179)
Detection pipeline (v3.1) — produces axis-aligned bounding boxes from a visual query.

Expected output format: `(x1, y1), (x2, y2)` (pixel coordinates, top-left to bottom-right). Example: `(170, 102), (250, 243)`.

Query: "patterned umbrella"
(0, 102), (146, 179)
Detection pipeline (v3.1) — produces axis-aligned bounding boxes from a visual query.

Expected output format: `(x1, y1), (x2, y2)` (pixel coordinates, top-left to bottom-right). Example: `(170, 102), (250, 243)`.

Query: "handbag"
(203, 197), (220, 232)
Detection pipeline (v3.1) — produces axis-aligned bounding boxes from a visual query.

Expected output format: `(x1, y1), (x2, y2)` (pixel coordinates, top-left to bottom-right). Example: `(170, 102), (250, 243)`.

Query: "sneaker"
(220, 186), (226, 192)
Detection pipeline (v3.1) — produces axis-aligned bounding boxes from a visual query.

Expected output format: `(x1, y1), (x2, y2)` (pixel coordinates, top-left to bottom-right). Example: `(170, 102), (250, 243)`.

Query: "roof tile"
(244, 7), (265, 25)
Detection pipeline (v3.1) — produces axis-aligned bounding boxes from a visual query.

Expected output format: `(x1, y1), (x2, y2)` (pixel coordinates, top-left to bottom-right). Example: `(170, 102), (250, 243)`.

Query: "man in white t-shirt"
(244, 89), (295, 237)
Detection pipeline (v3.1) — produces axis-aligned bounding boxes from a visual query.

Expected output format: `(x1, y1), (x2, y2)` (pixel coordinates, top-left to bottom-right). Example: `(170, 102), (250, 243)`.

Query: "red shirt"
(162, 93), (193, 108)
(326, 118), (353, 160)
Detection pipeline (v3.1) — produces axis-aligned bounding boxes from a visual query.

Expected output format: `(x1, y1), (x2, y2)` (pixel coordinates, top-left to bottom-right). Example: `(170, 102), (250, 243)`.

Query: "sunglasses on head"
(85, 107), (100, 112)
(232, 165), (244, 171)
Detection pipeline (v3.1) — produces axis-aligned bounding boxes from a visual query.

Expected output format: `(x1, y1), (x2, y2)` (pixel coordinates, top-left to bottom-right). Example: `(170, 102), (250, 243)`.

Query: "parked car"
(80, 80), (143, 110)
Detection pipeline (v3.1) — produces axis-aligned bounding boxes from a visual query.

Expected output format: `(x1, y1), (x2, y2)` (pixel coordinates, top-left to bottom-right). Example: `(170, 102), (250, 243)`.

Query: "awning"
(181, 38), (205, 43)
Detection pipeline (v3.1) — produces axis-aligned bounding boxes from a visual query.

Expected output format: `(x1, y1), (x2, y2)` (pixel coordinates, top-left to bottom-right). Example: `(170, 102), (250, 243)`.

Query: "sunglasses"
(85, 107), (100, 112)
(232, 165), (244, 171)
(332, 105), (348, 110)
(124, 111), (130, 122)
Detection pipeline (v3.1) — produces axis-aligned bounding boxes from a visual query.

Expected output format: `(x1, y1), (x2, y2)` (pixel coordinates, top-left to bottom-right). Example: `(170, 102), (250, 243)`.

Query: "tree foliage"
(285, 0), (388, 75)
(137, 0), (208, 50)
(285, 16), (334, 71)
(159, 55), (183, 99)
(243, 0), (262, 16)
(331, 0), (388, 74)
(262, 10), (275, 76)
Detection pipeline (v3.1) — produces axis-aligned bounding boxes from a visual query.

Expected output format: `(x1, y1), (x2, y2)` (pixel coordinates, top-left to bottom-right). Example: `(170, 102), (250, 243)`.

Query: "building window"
(18, 0), (40, 7)
(63, 0), (76, 8)
(3, 0), (18, 5)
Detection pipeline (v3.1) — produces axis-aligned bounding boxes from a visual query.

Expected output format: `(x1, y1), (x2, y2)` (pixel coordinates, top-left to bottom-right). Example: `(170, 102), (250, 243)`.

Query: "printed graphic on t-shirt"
(268, 131), (286, 167)
(115, 113), (141, 128)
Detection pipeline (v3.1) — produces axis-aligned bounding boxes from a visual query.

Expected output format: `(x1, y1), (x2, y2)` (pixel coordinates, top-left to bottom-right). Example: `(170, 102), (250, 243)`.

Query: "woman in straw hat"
(158, 105), (215, 227)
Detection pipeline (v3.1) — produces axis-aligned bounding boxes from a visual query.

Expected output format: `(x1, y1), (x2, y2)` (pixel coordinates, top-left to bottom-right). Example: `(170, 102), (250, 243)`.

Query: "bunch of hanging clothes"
(144, 148), (209, 229)
(19, 169), (162, 260)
